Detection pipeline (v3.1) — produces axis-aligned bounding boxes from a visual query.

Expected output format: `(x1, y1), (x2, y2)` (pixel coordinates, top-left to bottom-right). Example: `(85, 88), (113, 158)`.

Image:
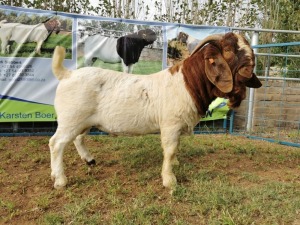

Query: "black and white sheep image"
(50, 32), (262, 192)
(0, 19), (61, 55)
(84, 29), (157, 73)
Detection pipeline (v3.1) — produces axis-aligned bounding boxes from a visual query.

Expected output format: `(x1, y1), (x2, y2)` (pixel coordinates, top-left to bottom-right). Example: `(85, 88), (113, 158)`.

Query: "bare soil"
(0, 134), (299, 224)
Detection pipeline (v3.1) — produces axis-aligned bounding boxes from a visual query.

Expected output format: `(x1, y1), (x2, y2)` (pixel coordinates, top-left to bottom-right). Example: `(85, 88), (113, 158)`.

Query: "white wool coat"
(55, 67), (200, 135)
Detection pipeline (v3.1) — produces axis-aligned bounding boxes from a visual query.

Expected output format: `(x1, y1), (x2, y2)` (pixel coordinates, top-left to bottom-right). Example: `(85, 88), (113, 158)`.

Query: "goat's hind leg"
(73, 129), (96, 166)
(49, 129), (70, 189)
(49, 127), (81, 189)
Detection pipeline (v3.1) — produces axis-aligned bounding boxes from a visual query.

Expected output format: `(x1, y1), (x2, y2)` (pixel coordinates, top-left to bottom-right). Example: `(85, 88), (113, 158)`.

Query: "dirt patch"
(0, 134), (299, 224)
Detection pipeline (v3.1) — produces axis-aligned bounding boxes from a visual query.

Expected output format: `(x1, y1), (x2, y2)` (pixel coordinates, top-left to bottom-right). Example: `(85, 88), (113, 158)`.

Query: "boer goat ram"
(0, 19), (61, 55)
(84, 29), (157, 73)
(50, 32), (262, 191)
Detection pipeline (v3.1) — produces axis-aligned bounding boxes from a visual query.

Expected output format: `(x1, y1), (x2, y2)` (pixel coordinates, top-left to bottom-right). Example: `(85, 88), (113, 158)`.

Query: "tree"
(1, 0), (298, 77)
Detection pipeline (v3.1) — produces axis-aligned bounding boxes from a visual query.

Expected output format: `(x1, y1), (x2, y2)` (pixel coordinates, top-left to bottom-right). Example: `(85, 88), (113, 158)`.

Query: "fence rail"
(0, 14), (299, 147)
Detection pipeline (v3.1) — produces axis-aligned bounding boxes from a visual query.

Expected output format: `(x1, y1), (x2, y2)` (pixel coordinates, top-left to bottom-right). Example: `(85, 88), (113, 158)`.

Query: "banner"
(0, 5), (230, 122)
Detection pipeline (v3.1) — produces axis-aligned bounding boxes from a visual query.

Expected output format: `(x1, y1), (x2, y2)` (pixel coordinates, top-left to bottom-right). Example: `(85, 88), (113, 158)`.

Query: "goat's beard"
(212, 83), (247, 109)
(227, 84), (246, 108)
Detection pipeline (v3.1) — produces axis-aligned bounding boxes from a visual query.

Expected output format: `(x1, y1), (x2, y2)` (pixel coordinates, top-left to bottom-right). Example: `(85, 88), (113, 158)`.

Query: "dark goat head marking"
(138, 29), (157, 44)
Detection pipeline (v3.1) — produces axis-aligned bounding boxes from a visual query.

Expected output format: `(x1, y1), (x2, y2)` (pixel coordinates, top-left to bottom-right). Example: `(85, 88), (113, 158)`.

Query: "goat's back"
(84, 34), (121, 63)
(54, 67), (198, 135)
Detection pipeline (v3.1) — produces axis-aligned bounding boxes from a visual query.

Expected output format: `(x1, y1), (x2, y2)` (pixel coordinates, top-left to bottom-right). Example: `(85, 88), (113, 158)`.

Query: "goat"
(0, 19), (61, 55)
(177, 31), (201, 54)
(84, 29), (157, 73)
(50, 32), (262, 191)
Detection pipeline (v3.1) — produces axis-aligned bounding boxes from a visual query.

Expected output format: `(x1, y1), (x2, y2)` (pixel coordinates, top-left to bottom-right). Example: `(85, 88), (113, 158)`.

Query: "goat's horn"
(190, 34), (224, 56)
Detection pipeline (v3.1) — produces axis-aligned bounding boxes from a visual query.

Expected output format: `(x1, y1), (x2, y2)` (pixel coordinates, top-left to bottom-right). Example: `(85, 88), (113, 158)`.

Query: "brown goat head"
(179, 32), (262, 115)
(44, 19), (61, 34)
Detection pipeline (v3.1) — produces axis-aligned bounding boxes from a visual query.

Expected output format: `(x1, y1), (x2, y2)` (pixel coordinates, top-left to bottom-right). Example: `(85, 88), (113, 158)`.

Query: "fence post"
(246, 31), (259, 132)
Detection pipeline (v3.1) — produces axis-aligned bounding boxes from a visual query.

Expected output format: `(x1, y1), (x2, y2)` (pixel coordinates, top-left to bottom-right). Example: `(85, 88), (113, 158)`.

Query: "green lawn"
(0, 134), (299, 224)
(0, 34), (72, 58)
(77, 57), (163, 75)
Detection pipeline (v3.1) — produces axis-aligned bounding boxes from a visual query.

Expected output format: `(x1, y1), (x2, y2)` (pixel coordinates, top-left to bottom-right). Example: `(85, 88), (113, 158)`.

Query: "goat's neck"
(181, 53), (216, 116)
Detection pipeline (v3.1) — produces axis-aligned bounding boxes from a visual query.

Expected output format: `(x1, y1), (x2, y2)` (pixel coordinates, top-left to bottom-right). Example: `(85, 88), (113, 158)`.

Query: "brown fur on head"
(170, 32), (262, 115)
(44, 19), (61, 34)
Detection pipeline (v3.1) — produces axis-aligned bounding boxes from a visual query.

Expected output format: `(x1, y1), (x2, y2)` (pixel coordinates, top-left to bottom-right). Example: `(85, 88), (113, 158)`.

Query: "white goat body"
(54, 66), (198, 135)
(84, 35), (121, 64)
(51, 46), (198, 191)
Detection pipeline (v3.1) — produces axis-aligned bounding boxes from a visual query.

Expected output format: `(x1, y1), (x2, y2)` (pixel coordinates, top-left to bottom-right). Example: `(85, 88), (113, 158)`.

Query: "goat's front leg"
(1, 41), (8, 54)
(49, 130), (72, 189)
(73, 130), (95, 166)
(1, 39), (10, 54)
(35, 41), (43, 55)
(160, 127), (180, 190)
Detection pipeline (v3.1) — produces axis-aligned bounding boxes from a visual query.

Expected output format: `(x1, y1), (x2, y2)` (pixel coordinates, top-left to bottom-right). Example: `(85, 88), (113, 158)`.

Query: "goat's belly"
(93, 111), (160, 135)
(98, 54), (121, 63)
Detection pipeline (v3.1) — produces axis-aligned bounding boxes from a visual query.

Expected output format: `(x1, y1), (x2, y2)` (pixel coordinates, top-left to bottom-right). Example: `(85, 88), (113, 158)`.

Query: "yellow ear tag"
(209, 58), (215, 64)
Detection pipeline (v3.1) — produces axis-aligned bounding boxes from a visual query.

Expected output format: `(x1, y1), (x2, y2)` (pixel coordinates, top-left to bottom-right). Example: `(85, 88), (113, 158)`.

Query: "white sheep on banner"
(0, 19), (61, 55)
(84, 29), (157, 73)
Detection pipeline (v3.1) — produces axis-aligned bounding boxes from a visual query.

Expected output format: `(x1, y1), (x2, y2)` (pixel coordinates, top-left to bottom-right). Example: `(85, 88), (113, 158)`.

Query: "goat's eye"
(223, 46), (233, 52)
(223, 49), (235, 61)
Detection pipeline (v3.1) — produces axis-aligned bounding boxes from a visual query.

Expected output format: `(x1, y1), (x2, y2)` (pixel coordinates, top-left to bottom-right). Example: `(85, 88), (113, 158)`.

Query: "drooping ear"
(245, 73), (262, 88)
(204, 45), (233, 93)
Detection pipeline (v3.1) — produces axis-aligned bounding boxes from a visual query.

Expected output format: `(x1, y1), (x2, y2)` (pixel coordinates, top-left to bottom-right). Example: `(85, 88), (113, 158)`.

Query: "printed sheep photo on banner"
(177, 31), (201, 54)
(78, 21), (159, 74)
(0, 17), (61, 56)
(50, 32), (262, 193)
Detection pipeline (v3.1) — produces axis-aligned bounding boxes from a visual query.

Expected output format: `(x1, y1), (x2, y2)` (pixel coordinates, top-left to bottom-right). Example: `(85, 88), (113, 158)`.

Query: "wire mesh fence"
(231, 41), (300, 147)
(232, 77), (300, 147)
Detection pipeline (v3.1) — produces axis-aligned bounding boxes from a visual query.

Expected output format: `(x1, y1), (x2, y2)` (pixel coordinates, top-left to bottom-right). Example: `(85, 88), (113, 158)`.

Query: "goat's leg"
(160, 127), (180, 190)
(84, 55), (93, 66)
(1, 41), (8, 54)
(121, 60), (134, 73)
(35, 41), (43, 55)
(128, 64), (134, 74)
(6, 45), (10, 54)
(73, 129), (95, 166)
(49, 128), (77, 189)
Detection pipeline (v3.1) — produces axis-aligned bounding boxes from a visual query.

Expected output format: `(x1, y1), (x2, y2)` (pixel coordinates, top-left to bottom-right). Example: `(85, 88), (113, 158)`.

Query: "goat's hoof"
(53, 176), (67, 190)
(86, 159), (96, 166)
(162, 174), (177, 190)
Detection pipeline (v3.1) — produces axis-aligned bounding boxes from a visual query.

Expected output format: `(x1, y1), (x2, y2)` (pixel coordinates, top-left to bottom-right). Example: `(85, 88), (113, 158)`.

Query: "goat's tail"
(52, 46), (71, 80)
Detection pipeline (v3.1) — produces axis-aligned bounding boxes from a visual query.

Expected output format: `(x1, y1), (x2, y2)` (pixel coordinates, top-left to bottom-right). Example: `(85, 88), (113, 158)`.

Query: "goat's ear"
(245, 73), (262, 88)
(204, 46), (233, 93)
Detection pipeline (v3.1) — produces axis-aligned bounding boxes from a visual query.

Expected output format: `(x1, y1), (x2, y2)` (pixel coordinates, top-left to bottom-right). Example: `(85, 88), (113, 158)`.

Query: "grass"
(0, 34), (72, 58)
(0, 134), (299, 224)
(77, 57), (162, 74)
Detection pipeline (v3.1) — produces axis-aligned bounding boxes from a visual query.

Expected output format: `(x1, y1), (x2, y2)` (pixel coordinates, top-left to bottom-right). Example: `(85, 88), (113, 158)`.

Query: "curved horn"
(190, 34), (224, 56)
